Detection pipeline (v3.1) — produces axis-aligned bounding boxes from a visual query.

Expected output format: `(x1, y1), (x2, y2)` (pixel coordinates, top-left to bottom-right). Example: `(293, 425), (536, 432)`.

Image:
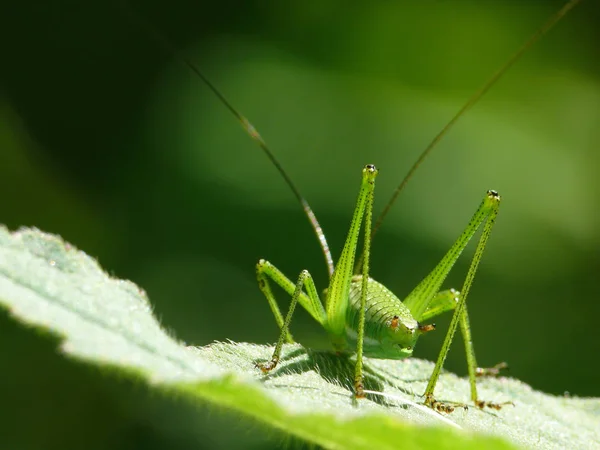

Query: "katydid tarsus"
(133, 0), (581, 412)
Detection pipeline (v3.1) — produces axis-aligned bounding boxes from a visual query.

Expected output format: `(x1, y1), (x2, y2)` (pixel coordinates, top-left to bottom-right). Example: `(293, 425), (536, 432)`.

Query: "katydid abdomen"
(344, 276), (419, 360)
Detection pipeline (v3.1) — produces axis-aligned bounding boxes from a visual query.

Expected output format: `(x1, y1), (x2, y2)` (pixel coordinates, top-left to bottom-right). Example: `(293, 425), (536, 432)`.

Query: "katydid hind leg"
(421, 289), (509, 391)
(421, 290), (510, 375)
(424, 299), (511, 412)
(313, 164), (379, 398)
(403, 191), (501, 322)
(351, 165), (377, 398)
(398, 190), (503, 410)
(254, 163), (379, 391)
(458, 303), (511, 410)
(421, 191), (512, 411)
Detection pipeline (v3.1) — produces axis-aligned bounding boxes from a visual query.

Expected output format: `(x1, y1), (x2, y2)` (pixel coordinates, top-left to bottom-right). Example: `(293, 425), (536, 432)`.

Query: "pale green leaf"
(0, 225), (598, 449)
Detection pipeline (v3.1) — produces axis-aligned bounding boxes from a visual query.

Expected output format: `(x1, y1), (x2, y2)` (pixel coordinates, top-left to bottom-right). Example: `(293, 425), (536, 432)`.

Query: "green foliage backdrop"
(1, 0), (599, 448)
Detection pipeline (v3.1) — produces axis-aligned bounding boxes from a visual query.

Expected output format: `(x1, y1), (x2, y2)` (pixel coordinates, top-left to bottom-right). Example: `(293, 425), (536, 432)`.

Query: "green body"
(345, 276), (418, 359)
(256, 165), (502, 409)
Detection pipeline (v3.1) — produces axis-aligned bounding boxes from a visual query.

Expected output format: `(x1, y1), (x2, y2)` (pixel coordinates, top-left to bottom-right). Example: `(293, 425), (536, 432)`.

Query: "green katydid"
(133, 0), (580, 412)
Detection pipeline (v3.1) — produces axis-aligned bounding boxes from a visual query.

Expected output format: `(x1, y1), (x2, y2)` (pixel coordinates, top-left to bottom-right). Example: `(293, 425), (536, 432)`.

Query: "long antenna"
(355, 0), (581, 274)
(124, 0), (581, 278)
(122, 2), (335, 277)
(370, 0), (582, 241)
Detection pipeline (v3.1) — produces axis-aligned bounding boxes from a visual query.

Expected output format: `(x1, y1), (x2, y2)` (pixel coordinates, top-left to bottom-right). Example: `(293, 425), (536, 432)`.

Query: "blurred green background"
(1, 0), (599, 448)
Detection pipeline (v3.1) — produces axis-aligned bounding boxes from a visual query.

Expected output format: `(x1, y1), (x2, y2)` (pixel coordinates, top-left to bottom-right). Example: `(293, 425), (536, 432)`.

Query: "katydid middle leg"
(255, 259), (326, 372)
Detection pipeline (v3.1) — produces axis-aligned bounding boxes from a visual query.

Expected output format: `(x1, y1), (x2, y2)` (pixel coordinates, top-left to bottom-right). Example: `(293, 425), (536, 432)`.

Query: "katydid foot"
(354, 379), (366, 399)
(255, 357), (279, 373)
(424, 394), (468, 414)
(474, 399), (515, 410)
(425, 394), (513, 413)
(476, 361), (509, 377)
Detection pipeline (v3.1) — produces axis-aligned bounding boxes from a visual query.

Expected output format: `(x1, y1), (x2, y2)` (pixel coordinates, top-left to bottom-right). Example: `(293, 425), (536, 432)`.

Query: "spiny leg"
(257, 261), (292, 343)
(353, 167), (377, 398)
(255, 260), (325, 372)
(422, 190), (510, 412)
(458, 303), (512, 410)
(320, 165), (378, 399)
(424, 301), (513, 412)
(421, 291), (509, 392)
(401, 190), (503, 410)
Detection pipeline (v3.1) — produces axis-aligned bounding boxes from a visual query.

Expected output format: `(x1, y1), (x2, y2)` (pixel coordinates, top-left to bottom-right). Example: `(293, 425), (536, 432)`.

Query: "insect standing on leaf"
(132, 0), (580, 412)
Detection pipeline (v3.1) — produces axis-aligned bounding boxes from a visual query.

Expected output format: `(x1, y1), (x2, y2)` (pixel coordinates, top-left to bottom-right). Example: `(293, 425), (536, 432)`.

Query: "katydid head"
(377, 311), (437, 359)
(382, 313), (420, 359)
(352, 312), (436, 360)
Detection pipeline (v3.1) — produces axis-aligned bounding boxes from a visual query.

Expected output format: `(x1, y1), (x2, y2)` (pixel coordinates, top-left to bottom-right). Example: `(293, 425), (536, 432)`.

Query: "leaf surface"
(0, 226), (598, 449)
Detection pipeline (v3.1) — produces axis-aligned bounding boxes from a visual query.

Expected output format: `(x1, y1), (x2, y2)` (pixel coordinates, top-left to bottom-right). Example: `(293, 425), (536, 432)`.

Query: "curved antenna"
(124, 3), (335, 277)
(354, 0), (581, 274)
